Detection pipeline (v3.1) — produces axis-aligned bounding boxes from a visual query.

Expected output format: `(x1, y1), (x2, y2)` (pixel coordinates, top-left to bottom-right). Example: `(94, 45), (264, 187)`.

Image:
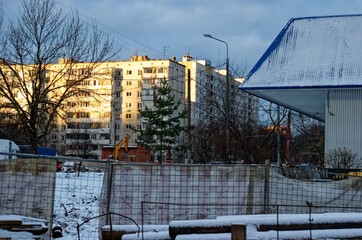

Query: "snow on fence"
(1, 157), (362, 239)
(0, 156), (105, 239)
(99, 162), (362, 228)
(0, 158), (55, 227)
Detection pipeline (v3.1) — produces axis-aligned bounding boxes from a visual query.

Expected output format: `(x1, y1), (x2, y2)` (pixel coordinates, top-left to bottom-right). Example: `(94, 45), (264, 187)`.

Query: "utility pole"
(187, 69), (192, 163)
(286, 110), (291, 164)
(163, 46), (169, 59)
(203, 33), (230, 161)
(277, 105), (281, 167)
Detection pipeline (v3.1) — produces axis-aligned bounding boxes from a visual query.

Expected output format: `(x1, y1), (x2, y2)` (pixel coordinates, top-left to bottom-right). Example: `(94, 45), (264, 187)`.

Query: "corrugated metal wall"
(325, 89), (362, 160)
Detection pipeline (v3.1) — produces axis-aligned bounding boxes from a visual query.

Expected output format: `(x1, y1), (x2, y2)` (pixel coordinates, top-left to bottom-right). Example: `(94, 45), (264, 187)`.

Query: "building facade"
(0, 55), (255, 160)
(180, 54), (257, 127)
(59, 56), (186, 159)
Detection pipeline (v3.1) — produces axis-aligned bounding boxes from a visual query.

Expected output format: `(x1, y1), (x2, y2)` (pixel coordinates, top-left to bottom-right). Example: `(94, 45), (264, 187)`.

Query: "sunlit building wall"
(50, 57), (186, 160)
(110, 56), (186, 148)
(1, 55), (257, 160)
(180, 54), (257, 126)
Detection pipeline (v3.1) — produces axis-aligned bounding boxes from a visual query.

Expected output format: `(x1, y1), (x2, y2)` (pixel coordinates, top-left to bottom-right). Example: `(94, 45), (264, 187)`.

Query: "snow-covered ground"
(2, 164), (362, 239)
(53, 171), (104, 239)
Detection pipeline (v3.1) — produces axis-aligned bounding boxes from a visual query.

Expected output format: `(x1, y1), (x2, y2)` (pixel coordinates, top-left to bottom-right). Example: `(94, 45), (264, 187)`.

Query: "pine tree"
(134, 79), (187, 163)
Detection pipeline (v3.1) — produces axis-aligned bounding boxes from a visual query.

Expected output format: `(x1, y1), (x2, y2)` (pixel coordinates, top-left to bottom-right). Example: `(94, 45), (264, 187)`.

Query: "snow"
(175, 233), (230, 240)
(53, 171), (104, 239)
(0, 229), (35, 239)
(118, 213), (362, 240)
(122, 230), (171, 240)
(0, 139), (20, 160)
(0, 215), (48, 239)
(239, 14), (362, 121)
(243, 14), (362, 89)
(53, 169), (362, 240)
(216, 212), (362, 225)
(168, 213), (362, 240)
(0, 215), (46, 222)
(246, 224), (362, 240)
(102, 224), (169, 232)
(2, 165), (362, 239)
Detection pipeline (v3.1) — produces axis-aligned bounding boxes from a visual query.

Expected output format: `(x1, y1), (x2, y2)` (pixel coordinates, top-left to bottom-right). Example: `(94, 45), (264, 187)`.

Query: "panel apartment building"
(0, 55), (255, 160)
(61, 55), (186, 159)
(180, 54), (257, 127)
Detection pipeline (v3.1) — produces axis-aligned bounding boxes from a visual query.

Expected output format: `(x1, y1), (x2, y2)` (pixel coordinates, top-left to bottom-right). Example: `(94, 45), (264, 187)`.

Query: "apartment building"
(180, 54), (257, 126)
(0, 54), (254, 160)
(57, 56), (186, 159)
(110, 55), (186, 147)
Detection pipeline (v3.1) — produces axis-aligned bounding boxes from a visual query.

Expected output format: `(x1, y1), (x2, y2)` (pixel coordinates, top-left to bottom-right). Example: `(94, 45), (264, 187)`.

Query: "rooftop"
(240, 14), (362, 121)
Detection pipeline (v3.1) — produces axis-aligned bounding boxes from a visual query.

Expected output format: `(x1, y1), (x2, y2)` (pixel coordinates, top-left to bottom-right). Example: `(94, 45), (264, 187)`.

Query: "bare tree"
(232, 101), (288, 164)
(325, 147), (360, 169)
(0, 0), (117, 152)
(291, 114), (325, 168)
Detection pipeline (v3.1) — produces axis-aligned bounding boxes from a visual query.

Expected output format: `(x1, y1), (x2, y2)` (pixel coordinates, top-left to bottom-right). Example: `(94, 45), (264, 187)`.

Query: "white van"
(0, 139), (20, 160)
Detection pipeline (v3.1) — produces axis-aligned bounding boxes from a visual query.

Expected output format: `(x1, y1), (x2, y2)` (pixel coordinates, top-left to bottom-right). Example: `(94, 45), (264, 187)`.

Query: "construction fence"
(1, 156), (362, 239)
(100, 162), (362, 228)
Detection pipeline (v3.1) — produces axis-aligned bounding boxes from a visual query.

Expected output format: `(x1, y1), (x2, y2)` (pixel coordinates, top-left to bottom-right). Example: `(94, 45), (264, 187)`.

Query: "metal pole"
(187, 69), (192, 164)
(203, 34), (230, 161)
(226, 54), (230, 160)
(277, 105), (281, 167)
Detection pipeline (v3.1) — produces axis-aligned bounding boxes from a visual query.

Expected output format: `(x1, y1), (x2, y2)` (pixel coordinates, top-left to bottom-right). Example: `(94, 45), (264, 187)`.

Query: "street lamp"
(203, 33), (230, 160)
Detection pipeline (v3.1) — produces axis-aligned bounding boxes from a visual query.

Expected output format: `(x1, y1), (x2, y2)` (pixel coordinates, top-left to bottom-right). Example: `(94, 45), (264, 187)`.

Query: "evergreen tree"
(134, 79), (187, 163)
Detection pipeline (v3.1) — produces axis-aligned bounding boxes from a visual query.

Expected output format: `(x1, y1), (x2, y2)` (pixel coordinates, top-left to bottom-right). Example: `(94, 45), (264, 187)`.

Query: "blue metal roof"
(240, 14), (362, 121)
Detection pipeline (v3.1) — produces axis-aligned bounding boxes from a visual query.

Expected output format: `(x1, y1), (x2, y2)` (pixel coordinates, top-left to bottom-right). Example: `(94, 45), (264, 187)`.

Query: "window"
(126, 113), (131, 119)
(126, 81), (132, 86)
(80, 68), (90, 76)
(144, 68), (152, 73)
(80, 102), (89, 107)
(126, 70), (132, 75)
(137, 91), (141, 97)
(138, 70), (142, 75)
(114, 69), (122, 79)
(126, 102), (131, 107)
(126, 124), (132, 129)
(93, 101), (101, 107)
(82, 80), (90, 86)
(79, 112), (90, 118)
(101, 112), (110, 118)
(67, 102), (76, 107)
(138, 102), (142, 109)
(144, 79), (154, 85)
(142, 89), (154, 96)
(158, 68), (166, 73)
(126, 92), (132, 96)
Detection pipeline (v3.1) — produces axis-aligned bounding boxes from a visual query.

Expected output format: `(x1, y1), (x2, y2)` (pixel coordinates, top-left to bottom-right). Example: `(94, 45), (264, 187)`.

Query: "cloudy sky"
(4, 0), (362, 74)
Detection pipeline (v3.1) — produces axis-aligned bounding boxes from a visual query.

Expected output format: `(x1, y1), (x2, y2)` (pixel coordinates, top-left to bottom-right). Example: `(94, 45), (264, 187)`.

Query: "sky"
(4, 0), (362, 75)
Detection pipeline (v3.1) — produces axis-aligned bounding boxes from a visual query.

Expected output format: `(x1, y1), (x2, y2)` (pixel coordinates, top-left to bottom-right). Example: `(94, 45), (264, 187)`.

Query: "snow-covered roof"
(240, 14), (362, 121)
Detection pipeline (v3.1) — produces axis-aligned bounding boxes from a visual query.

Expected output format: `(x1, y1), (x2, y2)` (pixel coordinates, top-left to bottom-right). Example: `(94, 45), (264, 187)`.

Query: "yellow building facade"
(0, 55), (254, 160)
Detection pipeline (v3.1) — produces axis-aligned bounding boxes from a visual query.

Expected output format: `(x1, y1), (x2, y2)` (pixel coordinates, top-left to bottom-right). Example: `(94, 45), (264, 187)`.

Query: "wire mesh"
(101, 163), (362, 227)
(1, 158), (362, 239)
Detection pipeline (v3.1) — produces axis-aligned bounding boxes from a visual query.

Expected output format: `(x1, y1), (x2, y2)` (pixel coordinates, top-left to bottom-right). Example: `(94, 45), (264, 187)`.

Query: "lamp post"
(203, 33), (230, 161)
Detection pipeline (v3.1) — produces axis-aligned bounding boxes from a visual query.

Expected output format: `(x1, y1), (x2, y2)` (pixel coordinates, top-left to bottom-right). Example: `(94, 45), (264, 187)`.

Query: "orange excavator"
(113, 134), (129, 161)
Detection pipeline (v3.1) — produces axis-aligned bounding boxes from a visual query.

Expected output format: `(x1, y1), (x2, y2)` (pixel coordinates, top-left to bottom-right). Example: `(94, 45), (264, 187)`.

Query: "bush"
(324, 147), (360, 169)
